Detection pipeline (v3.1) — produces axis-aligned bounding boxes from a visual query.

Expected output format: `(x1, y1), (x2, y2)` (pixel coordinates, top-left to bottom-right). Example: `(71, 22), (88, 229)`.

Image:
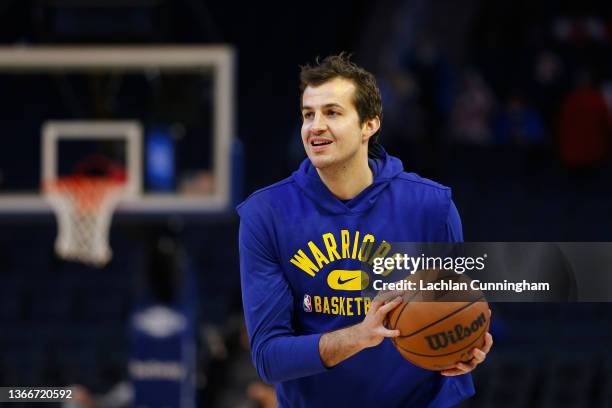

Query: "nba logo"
(303, 294), (312, 312)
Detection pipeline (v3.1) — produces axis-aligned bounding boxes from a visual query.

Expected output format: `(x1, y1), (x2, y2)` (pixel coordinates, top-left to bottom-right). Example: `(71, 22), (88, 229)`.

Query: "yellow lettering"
(290, 250), (319, 277)
(354, 297), (362, 315)
(308, 296), (373, 316)
(351, 231), (361, 259)
(338, 297), (345, 315)
(293, 230), (388, 269)
(331, 297), (339, 315)
(359, 234), (375, 261)
(341, 229), (350, 258)
(322, 233), (341, 262)
(346, 298), (353, 316)
(368, 240), (391, 264)
(323, 297), (330, 314)
(308, 241), (330, 268)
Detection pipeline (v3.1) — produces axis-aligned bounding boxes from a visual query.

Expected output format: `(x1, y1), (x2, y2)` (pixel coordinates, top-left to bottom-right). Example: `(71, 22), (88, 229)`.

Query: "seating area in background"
(0, 225), (134, 392)
(440, 145), (612, 241)
(463, 302), (612, 408)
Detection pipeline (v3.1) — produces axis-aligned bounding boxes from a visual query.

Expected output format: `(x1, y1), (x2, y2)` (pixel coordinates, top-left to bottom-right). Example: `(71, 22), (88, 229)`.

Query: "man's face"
(301, 77), (373, 170)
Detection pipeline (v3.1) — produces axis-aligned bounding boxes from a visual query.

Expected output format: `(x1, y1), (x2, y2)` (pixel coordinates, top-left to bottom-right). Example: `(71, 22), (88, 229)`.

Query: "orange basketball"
(385, 270), (489, 371)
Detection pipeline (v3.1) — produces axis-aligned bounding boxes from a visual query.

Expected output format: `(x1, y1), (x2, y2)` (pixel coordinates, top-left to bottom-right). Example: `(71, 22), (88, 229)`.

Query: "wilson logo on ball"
(424, 312), (487, 351)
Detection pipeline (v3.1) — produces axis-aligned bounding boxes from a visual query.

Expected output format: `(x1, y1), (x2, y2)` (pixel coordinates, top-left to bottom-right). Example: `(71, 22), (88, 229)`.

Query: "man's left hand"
(440, 332), (493, 376)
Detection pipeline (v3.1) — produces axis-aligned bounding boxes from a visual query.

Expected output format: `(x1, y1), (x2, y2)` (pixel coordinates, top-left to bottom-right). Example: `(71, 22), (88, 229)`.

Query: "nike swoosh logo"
(337, 276), (359, 285)
(327, 270), (369, 291)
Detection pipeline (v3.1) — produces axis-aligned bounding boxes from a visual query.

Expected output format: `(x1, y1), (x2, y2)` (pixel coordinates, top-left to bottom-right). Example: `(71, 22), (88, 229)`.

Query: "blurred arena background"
(0, 0), (611, 407)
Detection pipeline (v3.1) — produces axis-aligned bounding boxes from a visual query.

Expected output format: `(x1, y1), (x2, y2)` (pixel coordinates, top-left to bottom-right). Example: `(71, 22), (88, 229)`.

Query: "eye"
(326, 110), (340, 117)
(303, 111), (314, 120)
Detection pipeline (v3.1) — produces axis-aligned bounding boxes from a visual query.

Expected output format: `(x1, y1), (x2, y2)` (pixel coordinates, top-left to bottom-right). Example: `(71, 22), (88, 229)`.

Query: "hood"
(292, 148), (404, 215)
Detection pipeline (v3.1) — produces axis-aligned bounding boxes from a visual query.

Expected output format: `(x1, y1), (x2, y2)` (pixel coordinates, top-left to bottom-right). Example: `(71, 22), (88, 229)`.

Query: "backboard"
(0, 46), (235, 214)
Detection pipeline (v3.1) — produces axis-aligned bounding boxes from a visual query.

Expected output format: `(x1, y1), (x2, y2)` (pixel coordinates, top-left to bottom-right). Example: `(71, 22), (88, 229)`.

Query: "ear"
(361, 116), (381, 142)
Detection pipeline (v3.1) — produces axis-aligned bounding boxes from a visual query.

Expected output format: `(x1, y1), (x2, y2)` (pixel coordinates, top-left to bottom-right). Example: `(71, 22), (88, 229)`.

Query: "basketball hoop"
(44, 160), (127, 267)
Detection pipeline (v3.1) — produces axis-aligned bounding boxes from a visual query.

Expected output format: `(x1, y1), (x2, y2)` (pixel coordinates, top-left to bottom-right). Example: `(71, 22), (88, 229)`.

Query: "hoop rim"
(44, 175), (127, 213)
(44, 174), (127, 190)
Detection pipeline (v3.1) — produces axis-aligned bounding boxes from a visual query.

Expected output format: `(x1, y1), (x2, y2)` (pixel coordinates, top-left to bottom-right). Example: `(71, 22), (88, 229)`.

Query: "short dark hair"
(299, 53), (383, 147)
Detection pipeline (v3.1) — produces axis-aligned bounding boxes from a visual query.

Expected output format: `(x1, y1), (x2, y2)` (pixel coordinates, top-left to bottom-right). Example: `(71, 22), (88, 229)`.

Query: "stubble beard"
(309, 145), (363, 176)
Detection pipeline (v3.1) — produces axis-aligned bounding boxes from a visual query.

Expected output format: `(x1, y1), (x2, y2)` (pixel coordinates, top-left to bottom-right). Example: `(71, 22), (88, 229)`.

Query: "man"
(237, 54), (492, 407)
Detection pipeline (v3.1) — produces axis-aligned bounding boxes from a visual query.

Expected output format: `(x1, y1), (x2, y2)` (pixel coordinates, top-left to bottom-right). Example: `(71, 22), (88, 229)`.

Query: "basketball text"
(424, 312), (487, 350)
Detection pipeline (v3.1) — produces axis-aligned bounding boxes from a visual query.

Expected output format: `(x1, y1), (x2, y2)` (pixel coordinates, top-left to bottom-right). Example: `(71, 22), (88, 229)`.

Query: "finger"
(440, 368), (467, 376)
(471, 348), (486, 364)
(377, 328), (400, 338)
(374, 289), (404, 304)
(442, 358), (476, 376)
(481, 333), (493, 353)
(376, 296), (403, 316)
(369, 299), (382, 313)
(458, 360), (476, 371)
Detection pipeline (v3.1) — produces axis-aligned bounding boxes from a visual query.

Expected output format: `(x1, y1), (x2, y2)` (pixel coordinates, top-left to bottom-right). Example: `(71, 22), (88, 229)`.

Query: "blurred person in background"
(557, 68), (612, 171)
(450, 69), (496, 145)
(493, 91), (545, 146)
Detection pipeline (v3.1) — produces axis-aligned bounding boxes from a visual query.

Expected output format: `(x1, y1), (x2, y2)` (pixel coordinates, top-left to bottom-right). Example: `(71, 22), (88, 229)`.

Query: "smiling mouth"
(311, 140), (333, 147)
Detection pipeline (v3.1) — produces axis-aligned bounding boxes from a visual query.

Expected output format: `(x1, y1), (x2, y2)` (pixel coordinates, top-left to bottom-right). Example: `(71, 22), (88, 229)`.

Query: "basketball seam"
(395, 322), (490, 358)
(397, 295), (486, 339)
(388, 272), (464, 329)
(390, 288), (419, 329)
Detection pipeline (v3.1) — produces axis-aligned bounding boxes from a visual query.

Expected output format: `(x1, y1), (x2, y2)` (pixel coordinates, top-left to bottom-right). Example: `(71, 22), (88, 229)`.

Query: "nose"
(310, 112), (327, 134)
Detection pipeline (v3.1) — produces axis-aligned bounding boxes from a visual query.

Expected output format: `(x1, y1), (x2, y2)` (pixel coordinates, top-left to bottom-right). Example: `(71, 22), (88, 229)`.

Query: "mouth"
(310, 138), (333, 147)
(309, 138), (333, 154)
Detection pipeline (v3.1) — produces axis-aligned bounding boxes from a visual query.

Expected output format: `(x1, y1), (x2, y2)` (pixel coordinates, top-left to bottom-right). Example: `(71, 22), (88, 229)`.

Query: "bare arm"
(319, 295), (402, 368)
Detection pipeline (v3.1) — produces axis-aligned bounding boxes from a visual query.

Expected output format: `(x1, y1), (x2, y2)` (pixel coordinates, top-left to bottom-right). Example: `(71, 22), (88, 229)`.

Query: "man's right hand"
(319, 293), (403, 368)
(355, 295), (403, 348)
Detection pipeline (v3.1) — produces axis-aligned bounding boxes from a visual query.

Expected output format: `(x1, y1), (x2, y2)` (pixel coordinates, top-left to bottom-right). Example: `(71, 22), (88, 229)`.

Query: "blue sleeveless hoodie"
(237, 151), (474, 407)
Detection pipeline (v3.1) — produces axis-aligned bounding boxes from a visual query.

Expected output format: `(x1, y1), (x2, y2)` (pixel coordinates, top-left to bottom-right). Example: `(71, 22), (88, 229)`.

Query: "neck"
(316, 151), (373, 200)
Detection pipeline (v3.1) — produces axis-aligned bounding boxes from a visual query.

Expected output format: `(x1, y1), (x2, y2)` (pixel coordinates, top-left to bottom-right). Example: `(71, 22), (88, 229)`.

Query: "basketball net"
(44, 174), (126, 267)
